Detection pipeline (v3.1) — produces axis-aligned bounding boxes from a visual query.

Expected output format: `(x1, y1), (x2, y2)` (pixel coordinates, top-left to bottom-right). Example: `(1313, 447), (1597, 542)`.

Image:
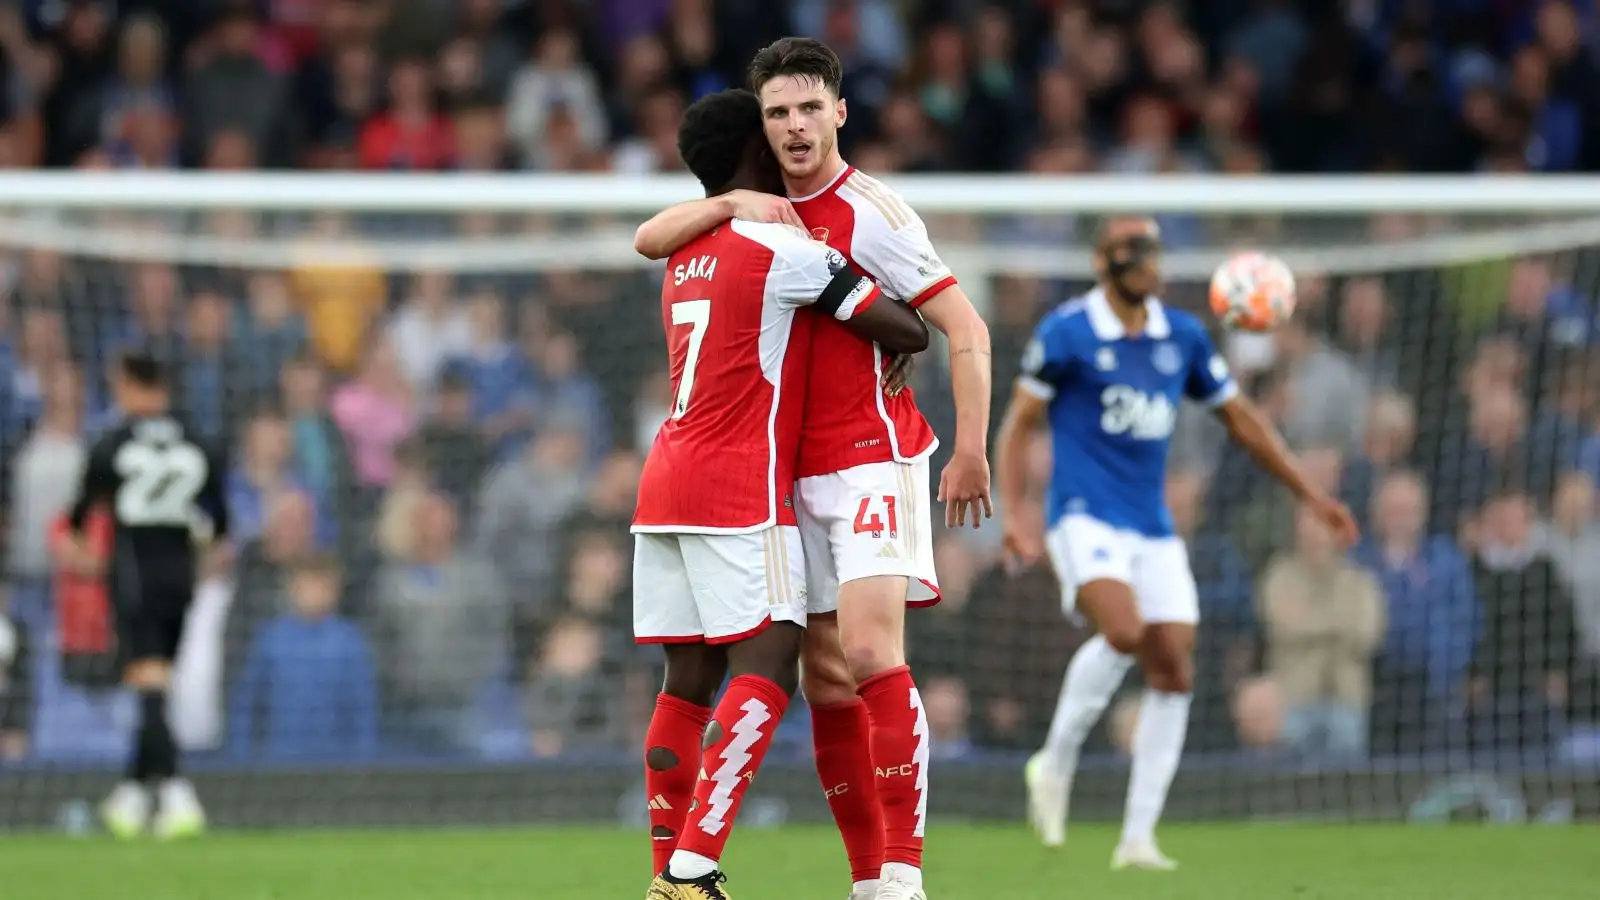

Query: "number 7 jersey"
(633, 219), (884, 533)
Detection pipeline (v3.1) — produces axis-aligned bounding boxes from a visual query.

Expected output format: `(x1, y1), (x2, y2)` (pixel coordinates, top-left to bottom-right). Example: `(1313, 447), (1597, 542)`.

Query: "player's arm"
(744, 220), (927, 354)
(996, 384), (1048, 561)
(848, 189), (993, 524)
(996, 325), (1066, 562)
(66, 436), (117, 535)
(1212, 394), (1360, 546)
(841, 292), (929, 355)
(918, 284), (992, 460)
(634, 191), (804, 260)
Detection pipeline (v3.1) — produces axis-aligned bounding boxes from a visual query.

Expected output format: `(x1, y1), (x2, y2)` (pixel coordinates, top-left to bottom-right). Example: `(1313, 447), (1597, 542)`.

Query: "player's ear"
(835, 97), (847, 128)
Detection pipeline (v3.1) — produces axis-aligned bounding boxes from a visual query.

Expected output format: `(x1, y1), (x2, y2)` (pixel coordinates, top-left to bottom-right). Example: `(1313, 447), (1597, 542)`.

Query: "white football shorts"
(632, 526), (808, 644)
(1045, 513), (1199, 625)
(798, 458), (940, 616)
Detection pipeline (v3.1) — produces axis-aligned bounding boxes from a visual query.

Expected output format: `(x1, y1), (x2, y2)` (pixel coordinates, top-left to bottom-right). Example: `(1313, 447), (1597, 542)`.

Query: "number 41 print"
(853, 495), (899, 537)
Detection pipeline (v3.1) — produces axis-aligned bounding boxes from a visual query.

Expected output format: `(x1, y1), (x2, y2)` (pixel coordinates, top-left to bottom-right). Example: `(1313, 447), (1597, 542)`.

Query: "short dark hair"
(677, 89), (764, 194)
(747, 37), (843, 96)
(118, 349), (168, 388)
(1092, 214), (1158, 249)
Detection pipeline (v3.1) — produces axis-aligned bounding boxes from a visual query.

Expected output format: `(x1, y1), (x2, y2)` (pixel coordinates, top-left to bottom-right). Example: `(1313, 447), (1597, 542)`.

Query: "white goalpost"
(0, 172), (1595, 829)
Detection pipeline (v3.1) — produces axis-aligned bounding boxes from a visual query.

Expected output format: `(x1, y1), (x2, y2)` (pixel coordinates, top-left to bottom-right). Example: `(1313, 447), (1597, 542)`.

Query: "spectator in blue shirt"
(530, 330), (609, 466)
(1354, 471), (1480, 755)
(228, 554), (379, 760)
(446, 289), (536, 458)
(227, 409), (332, 547)
(177, 289), (249, 445)
(235, 272), (309, 406)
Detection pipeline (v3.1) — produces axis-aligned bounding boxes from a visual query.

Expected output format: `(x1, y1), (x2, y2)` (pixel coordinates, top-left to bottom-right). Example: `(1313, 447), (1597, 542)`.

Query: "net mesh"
(0, 194), (1597, 830)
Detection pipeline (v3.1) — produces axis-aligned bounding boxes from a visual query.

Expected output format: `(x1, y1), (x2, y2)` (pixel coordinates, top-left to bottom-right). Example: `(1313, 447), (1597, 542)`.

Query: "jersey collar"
(788, 163), (851, 203)
(1085, 287), (1170, 341)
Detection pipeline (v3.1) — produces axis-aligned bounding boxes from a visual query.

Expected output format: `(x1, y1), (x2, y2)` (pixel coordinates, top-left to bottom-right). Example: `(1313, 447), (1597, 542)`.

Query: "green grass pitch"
(0, 824), (1595, 899)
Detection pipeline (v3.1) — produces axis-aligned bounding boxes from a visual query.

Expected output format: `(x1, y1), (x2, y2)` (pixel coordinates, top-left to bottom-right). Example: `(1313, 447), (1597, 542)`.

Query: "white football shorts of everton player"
(1018, 287), (1237, 625)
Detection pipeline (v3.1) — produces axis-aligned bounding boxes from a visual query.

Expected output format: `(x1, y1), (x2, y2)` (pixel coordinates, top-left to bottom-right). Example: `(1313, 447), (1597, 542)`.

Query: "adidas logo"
(648, 794), (673, 811)
(876, 544), (900, 559)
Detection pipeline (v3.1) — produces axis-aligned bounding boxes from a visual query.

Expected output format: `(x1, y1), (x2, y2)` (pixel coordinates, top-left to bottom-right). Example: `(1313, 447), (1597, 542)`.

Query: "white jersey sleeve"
(731, 218), (882, 320)
(838, 170), (957, 308)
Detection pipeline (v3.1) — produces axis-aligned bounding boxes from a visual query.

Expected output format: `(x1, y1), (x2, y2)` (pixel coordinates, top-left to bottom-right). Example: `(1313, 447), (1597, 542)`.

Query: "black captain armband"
(815, 265), (875, 318)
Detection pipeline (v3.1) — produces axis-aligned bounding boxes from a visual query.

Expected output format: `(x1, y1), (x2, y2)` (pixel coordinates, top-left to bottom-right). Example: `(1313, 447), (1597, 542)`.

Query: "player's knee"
(839, 632), (902, 683)
(1143, 657), (1193, 694)
(661, 647), (725, 707)
(661, 676), (720, 709)
(800, 642), (857, 706)
(1139, 628), (1195, 693)
(1100, 621), (1145, 656)
(801, 666), (856, 706)
(800, 616), (857, 704)
(835, 579), (907, 681)
(1077, 580), (1144, 655)
(727, 623), (802, 697)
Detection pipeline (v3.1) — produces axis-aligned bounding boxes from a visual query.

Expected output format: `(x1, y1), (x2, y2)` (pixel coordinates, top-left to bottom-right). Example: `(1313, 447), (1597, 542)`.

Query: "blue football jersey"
(1019, 288), (1238, 537)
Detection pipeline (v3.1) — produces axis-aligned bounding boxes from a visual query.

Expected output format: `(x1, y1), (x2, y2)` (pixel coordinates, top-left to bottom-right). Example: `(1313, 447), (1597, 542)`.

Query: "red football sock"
(858, 666), (929, 869)
(812, 700), (885, 883)
(644, 693), (711, 873)
(675, 675), (791, 866)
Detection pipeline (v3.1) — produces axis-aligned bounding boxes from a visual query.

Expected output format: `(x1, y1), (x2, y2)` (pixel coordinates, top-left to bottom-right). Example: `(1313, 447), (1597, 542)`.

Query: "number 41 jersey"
(633, 218), (883, 534)
(1020, 288), (1238, 538)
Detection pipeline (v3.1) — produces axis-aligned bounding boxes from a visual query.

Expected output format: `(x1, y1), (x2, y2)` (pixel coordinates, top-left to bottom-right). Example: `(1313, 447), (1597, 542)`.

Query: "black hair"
(748, 37), (844, 96)
(1092, 214), (1159, 250)
(118, 349), (168, 389)
(678, 89), (765, 195)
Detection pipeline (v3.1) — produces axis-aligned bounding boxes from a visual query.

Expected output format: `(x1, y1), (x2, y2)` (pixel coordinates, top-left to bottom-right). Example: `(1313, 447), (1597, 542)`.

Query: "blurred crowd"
(0, 0), (1592, 174)
(0, 0), (1595, 771)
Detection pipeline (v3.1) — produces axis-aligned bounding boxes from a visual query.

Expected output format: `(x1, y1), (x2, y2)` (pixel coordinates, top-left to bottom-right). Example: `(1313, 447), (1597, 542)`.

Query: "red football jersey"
(791, 167), (955, 478)
(633, 218), (883, 533)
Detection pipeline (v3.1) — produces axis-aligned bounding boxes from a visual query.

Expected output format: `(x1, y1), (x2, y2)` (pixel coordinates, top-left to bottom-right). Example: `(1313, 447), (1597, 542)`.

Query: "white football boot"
(1024, 750), (1070, 848)
(874, 872), (926, 900)
(151, 778), (207, 840)
(100, 781), (150, 839)
(848, 881), (881, 900)
(1111, 839), (1178, 871)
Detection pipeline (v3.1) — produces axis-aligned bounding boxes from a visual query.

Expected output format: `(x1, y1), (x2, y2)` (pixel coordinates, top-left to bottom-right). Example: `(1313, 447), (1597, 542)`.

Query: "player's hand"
(1306, 491), (1360, 547)
(725, 190), (805, 231)
(938, 450), (993, 529)
(1001, 517), (1043, 567)
(203, 541), (236, 578)
(882, 353), (914, 396)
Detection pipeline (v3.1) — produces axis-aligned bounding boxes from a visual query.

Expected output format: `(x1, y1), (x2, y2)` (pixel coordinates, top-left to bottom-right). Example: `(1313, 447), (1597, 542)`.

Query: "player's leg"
(149, 579), (205, 840)
(1028, 516), (1138, 847)
(647, 643), (726, 872)
(652, 527), (807, 900)
(635, 534), (722, 875)
(100, 557), (197, 840)
(800, 513), (884, 900)
(1112, 537), (1200, 871)
(809, 460), (939, 900)
(106, 570), (201, 841)
(665, 622), (802, 891)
